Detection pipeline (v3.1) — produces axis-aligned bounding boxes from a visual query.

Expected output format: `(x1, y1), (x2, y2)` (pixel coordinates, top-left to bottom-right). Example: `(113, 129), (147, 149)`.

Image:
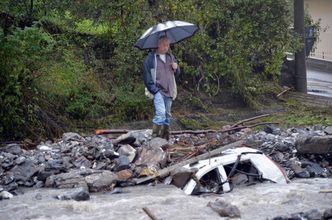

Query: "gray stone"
(45, 170), (88, 190)
(2, 182), (18, 192)
(0, 191), (13, 200)
(264, 125), (281, 135)
(1, 144), (22, 155)
(73, 156), (91, 169)
(304, 209), (322, 220)
(135, 147), (166, 169)
(274, 142), (289, 152)
(323, 208), (332, 219)
(34, 181), (44, 188)
(84, 170), (118, 192)
(305, 163), (327, 177)
(325, 126), (332, 135)
(70, 188), (90, 201)
(35, 193), (42, 200)
(1, 172), (15, 185)
(11, 159), (38, 183)
(171, 167), (198, 188)
(37, 145), (52, 151)
(97, 148), (119, 159)
(56, 187), (90, 201)
(149, 137), (169, 149)
(62, 132), (85, 142)
(295, 135), (332, 154)
(118, 145), (136, 162)
(113, 155), (130, 172)
(207, 199), (241, 218)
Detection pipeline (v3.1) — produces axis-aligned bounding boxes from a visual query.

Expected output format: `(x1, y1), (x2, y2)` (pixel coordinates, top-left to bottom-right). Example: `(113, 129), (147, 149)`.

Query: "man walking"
(143, 36), (180, 140)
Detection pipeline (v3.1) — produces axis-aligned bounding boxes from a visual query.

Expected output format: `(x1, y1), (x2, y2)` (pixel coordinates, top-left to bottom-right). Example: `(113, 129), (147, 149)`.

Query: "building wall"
(304, 0), (332, 61)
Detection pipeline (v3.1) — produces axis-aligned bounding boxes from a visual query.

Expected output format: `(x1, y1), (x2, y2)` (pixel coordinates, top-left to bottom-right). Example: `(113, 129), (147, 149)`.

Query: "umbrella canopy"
(134, 20), (198, 50)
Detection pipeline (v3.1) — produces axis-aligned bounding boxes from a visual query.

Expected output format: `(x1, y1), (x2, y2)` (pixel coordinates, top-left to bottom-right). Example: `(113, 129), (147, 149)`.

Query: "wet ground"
(1, 178), (331, 220)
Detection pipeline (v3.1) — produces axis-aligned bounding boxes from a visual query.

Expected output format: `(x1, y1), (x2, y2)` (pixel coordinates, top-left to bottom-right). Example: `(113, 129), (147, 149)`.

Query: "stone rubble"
(0, 125), (331, 200)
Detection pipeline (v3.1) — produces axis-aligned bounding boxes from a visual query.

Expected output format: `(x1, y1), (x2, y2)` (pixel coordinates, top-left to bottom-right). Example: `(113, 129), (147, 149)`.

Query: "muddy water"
(1, 178), (331, 220)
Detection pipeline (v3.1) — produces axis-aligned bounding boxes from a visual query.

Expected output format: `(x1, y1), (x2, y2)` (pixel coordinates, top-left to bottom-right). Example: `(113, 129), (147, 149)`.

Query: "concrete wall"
(304, 0), (332, 61)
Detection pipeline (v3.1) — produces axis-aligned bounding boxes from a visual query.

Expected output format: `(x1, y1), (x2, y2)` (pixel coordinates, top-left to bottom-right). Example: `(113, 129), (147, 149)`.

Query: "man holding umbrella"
(143, 36), (180, 140)
(135, 21), (198, 140)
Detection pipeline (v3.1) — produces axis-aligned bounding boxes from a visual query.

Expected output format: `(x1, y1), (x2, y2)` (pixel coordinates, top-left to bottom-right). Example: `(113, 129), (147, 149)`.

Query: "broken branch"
(142, 207), (159, 220)
(231, 114), (270, 128)
(277, 87), (292, 98)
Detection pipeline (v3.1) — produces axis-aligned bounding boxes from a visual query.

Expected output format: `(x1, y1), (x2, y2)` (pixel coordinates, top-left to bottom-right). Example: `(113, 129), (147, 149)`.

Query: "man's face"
(157, 39), (170, 54)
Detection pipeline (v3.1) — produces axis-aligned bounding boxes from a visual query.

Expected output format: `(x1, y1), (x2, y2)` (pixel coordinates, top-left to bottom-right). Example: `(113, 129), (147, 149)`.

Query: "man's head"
(157, 36), (170, 54)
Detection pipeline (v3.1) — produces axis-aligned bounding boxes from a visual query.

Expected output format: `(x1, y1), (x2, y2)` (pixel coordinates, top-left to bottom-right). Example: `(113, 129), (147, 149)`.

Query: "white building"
(304, 0), (332, 61)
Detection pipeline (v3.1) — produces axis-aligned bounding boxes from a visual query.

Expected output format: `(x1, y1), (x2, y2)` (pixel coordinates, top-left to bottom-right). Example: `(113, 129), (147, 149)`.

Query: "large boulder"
(45, 170), (88, 190)
(135, 146), (166, 169)
(295, 135), (332, 154)
(10, 159), (38, 185)
(84, 170), (118, 192)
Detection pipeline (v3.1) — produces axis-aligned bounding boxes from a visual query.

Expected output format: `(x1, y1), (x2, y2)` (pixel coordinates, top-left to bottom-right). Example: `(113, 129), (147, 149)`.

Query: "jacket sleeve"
(143, 55), (160, 94)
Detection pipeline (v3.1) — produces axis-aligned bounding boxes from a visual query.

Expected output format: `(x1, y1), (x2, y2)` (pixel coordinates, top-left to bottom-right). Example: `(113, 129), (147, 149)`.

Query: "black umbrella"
(134, 20), (198, 50)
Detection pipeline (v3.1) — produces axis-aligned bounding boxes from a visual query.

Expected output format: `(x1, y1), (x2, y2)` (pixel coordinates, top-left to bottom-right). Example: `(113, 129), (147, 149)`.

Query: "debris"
(182, 147), (288, 195)
(142, 207), (159, 220)
(207, 199), (241, 218)
(0, 125), (331, 201)
(134, 140), (244, 185)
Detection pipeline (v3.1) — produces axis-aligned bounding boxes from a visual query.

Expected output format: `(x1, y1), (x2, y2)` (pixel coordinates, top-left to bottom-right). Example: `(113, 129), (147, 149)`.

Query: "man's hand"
(171, 62), (178, 71)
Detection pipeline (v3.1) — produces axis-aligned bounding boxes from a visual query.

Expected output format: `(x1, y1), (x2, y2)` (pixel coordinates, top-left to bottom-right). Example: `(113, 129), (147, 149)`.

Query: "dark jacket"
(143, 52), (180, 96)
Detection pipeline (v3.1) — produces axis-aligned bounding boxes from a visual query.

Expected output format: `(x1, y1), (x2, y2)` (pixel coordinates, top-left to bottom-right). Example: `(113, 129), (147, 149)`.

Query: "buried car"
(179, 147), (289, 195)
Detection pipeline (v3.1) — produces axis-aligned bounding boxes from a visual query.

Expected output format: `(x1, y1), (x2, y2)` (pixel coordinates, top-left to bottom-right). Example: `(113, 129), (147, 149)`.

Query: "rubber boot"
(152, 124), (161, 138)
(162, 125), (170, 140)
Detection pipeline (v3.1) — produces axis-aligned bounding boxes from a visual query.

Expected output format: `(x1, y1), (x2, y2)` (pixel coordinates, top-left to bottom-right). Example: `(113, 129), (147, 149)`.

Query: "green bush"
(0, 26), (54, 139)
(111, 84), (153, 122)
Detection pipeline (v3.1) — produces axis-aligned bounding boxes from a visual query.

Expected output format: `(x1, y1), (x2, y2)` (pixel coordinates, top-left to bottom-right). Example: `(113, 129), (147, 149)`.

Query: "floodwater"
(1, 178), (331, 220)
(307, 68), (332, 98)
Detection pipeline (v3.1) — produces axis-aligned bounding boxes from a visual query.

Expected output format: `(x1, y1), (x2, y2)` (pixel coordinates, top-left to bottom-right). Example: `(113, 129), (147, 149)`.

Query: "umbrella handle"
(169, 47), (174, 63)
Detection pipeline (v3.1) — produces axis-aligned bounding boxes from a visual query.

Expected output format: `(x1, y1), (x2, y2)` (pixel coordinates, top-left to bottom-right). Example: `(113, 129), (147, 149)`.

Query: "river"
(1, 178), (331, 220)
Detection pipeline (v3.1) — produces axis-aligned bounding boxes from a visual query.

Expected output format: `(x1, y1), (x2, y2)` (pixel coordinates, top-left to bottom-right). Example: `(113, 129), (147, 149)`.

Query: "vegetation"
(0, 0), (321, 141)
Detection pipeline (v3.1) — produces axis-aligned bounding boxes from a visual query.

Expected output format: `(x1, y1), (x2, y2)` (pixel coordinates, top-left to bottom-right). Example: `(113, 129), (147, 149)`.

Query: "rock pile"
(246, 125), (332, 179)
(0, 125), (331, 199)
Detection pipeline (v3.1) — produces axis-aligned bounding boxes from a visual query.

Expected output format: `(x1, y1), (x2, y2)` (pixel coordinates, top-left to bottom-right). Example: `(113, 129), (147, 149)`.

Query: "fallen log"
(95, 129), (130, 135)
(95, 122), (278, 136)
(231, 114), (270, 128)
(133, 140), (244, 184)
